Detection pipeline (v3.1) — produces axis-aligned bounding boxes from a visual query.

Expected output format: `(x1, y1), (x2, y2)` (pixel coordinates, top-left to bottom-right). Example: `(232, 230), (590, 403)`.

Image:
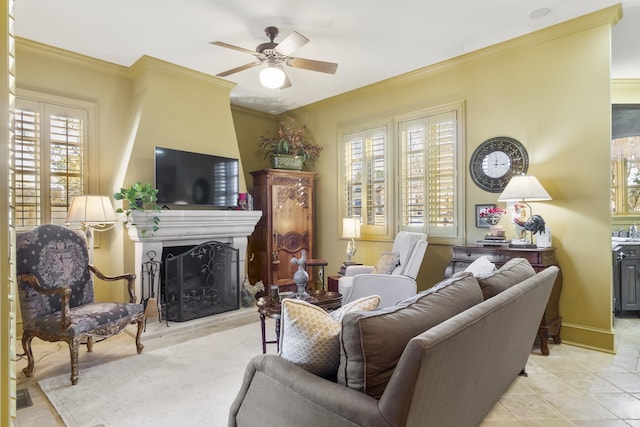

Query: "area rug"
(38, 321), (267, 427)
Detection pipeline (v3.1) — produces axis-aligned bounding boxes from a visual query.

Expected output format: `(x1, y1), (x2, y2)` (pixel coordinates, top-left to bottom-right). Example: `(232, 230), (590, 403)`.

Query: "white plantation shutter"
(344, 135), (363, 219)
(400, 118), (425, 227)
(343, 126), (390, 237)
(399, 110), (459, 238)
(426, 111), (457, 236)
(342, 102), (463, 243)
(14, 109), (41, 228)
(14, 97), (87, 229)
(367, 133), (386, 227)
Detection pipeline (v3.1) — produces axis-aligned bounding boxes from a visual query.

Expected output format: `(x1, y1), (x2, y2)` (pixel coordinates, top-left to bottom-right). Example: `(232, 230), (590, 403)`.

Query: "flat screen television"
(154, 146), (239, 208)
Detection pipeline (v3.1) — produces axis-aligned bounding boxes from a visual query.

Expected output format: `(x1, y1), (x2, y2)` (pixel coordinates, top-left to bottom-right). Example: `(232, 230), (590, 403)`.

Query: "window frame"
(339, 101), (465, 244)
(340, 121), (394, 240)
(14, 88), (97, 230)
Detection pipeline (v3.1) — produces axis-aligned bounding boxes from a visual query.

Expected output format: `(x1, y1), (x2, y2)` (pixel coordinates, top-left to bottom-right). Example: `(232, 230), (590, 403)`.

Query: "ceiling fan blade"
(280, 67), (292, 89)
(275, 31), (309, 56)
(210, 41), (259, 56)
(216, 62), (261, 77)
(288, 57), (338, 74)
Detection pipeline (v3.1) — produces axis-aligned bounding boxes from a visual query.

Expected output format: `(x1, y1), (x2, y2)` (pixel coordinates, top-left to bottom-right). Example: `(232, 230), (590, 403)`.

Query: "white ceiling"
(14, 0), (640, 115)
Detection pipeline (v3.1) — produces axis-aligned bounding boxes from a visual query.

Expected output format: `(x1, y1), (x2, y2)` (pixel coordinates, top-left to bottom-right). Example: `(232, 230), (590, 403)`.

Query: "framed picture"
(475, 204), (496, 228)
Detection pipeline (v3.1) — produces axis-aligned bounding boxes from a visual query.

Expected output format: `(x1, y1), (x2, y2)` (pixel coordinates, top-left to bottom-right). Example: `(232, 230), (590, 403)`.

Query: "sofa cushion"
(279, 295), (380, 378)
(464, 255), (496, 276)
(476, 257), (536, 300)
(372, 251), (400, 274)
(338, 272), (483, 399)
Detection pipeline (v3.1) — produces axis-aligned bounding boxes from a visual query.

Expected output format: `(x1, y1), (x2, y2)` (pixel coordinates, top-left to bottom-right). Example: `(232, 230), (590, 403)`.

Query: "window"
(611, 136), (640, 215)
(611, 104), (640, 216)
(12, 93), (93, 229)
(340, 101), (464, 243)
(343, 125), (391, 236)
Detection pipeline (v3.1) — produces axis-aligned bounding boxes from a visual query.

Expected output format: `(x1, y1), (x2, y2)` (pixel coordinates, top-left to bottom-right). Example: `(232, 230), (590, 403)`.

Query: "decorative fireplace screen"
(163, 241), (239, 322)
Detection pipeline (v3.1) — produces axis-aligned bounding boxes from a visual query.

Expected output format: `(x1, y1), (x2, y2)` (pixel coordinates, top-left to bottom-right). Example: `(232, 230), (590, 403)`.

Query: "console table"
(446, 245), (562, 355)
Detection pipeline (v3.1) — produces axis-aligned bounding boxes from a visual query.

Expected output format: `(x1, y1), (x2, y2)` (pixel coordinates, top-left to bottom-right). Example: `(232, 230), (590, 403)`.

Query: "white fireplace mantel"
(127, 209), (262, 299)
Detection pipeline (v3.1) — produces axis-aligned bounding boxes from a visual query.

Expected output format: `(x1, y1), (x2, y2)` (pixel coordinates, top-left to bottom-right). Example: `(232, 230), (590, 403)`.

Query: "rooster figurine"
(523, 215), (546, 235)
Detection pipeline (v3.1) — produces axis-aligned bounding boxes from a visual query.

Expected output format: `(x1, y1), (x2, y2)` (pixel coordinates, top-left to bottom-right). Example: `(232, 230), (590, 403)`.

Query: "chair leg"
(68, 337), (81, 385)
(21, 332), (35, 377)
(86, 336), (94, 352)
(135, 318), (144, 354)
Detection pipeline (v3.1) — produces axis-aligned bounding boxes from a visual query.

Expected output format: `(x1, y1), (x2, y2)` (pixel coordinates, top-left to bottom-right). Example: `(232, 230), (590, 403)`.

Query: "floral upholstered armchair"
(16, 224), (145, 385)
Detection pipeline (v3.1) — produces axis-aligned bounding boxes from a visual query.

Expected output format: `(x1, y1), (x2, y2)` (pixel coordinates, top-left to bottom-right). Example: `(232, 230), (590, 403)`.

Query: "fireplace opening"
(162, 241), (239, 322)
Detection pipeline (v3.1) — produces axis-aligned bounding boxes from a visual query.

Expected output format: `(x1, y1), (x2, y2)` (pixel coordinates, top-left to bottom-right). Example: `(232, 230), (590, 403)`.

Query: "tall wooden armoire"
(248, 169), (316, 289)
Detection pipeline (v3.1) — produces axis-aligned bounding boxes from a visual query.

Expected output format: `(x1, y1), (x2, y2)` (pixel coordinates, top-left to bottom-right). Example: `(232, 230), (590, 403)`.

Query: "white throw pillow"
(279, 295), (380, 377)
(464, 255), (496, 277)
(372, 251), (400, 274)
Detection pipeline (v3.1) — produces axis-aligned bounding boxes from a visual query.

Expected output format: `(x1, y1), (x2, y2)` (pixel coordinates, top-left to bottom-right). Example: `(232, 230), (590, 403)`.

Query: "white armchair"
(338, 231), (428, 308)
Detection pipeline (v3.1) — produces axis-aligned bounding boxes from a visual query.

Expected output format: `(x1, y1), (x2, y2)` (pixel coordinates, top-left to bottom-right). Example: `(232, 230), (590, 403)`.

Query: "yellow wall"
(236, 8), (620, 352)
(231, 105), (279, 191)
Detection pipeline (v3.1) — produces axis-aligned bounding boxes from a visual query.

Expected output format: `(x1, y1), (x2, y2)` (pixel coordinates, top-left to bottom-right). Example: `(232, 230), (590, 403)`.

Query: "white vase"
(489, 224), (505, 237)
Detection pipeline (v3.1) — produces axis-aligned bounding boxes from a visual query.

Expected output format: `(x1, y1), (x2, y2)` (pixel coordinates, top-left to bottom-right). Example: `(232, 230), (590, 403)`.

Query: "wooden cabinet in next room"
(248, 169), (316, 288)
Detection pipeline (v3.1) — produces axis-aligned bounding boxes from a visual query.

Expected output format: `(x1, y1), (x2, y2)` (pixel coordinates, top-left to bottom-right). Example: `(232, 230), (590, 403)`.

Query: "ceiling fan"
(210, 26), (338, 89)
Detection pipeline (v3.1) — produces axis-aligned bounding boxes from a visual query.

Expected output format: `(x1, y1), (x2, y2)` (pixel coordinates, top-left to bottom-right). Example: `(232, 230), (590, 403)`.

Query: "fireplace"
(163, 241), (239, 322)
(126, 209), (262, 320)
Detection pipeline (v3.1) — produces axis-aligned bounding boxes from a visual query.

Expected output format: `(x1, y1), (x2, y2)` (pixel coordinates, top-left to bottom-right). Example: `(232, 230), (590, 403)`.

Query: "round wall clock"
(469, 136), (529, 193)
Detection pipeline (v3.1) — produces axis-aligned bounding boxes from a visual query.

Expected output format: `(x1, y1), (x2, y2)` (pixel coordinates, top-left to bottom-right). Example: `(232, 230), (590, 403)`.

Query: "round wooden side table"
(256, 290), (342, 353)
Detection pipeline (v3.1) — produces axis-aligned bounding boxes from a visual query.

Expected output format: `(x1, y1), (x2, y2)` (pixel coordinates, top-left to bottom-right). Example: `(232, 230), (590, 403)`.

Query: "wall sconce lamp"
(497, 174), (552, 246)
(342, 218), (361, 264)
(66, 195), (118, 263)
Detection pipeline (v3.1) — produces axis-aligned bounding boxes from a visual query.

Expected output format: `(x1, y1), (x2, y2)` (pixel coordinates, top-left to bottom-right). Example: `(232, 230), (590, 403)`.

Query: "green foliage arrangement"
(257, 117), (323, 165)
(113, 182), (161, 237)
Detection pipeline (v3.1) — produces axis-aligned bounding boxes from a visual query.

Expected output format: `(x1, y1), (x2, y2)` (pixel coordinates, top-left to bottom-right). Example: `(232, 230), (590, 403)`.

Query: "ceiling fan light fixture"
(260, 65), (285, 89)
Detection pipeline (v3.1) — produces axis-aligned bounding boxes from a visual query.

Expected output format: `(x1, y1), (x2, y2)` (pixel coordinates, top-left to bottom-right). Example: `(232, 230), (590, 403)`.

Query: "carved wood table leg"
(260, 312), (267, 354)
(539, 328), (550, 356)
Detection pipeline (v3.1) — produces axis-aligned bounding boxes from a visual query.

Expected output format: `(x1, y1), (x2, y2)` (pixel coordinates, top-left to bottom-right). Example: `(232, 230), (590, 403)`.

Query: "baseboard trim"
(560, 322), (615, 353)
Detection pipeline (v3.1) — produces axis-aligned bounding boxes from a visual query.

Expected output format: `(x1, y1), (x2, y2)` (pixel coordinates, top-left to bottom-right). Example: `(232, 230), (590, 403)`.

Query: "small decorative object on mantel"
(257, 116), (323, 170)
(478, 206), (507, 237)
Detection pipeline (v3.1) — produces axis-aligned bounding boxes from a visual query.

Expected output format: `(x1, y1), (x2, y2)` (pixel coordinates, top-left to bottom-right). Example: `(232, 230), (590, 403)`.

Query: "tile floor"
(14, 313), (640, 426)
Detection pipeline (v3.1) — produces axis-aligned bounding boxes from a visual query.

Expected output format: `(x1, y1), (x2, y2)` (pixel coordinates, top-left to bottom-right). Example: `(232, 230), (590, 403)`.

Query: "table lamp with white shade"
(342, 218), (361, 264)
(66, 195), (118, 263)
(497, 174), (552, 247)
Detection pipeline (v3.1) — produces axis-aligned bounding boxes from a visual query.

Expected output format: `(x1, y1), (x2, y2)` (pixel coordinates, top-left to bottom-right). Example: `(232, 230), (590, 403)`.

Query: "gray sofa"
(229, 260), (559, 427)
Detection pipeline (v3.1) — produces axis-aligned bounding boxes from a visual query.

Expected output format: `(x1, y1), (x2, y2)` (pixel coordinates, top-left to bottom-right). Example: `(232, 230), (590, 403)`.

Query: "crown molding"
(16, 37), (129, 78)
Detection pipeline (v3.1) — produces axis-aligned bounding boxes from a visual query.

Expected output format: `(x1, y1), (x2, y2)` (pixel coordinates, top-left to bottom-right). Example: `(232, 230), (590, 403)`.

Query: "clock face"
(470, 137), (529, 193)
(483, 151), (511, 178)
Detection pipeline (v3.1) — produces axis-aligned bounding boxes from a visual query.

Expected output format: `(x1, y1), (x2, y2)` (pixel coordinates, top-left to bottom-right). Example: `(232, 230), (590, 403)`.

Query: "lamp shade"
(497, 175), (552, 202)
(342, 218), (361, 239)
(66, 195), (118, 226)
(259, 65), (286, 89)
